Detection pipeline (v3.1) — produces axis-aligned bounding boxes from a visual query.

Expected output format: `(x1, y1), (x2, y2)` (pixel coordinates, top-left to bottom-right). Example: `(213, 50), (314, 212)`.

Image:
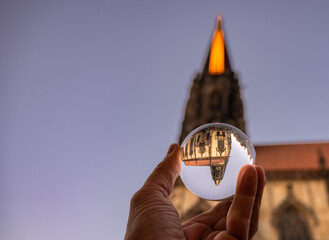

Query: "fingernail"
(167, 144), (177, 154)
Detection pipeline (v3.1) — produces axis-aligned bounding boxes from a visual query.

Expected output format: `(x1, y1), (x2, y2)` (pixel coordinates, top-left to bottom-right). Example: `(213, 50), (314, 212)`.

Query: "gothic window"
(210, 91), (221, 110)
(273, 184), (315, 240)
(217, 139), (225, 154)
(198, 141), (206, 156)
(206, 132), (210, 141)
(189, 138), (194, 157)
(209, 90), (222, 122)
(277, 205), (312, 240)
(185, 145), (188, 158)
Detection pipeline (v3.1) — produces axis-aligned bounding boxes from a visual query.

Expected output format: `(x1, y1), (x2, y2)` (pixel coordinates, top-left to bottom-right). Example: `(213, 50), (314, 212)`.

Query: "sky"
(1, 1), (329, 239)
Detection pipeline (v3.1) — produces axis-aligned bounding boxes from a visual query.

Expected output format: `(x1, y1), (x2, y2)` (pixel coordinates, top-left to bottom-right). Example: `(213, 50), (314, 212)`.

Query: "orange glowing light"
(208, 17), (225, 75)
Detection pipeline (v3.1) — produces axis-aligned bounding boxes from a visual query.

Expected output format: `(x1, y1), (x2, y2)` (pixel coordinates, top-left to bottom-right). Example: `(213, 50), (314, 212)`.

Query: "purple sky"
(1, 1), (329, 239)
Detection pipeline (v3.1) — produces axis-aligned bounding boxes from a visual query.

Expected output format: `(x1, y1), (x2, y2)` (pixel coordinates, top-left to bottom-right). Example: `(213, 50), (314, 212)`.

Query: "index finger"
(226, 165), (258, 240)
(249, 166), (266, 238)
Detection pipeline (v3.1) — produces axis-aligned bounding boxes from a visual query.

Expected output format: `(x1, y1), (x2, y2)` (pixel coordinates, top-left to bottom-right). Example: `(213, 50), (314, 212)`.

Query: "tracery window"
(277, 205), (312, 240)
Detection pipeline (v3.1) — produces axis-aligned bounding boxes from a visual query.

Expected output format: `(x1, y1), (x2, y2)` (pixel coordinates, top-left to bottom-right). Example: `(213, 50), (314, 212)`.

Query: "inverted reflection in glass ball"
(180, 123), (255, 200)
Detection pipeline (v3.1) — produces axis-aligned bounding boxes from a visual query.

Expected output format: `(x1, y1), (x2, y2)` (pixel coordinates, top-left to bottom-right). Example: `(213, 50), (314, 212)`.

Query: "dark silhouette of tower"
(179, 16), (245, 145)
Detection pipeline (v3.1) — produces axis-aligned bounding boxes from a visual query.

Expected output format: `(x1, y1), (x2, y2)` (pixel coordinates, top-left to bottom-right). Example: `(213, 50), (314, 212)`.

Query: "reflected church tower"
(171, 16), (246, 220)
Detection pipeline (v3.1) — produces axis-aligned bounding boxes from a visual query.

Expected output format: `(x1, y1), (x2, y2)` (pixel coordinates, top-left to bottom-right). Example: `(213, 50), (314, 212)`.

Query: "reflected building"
(170, 16), (329, 240)
(182, 127), (232, 187)
(182, 126), (253, 188)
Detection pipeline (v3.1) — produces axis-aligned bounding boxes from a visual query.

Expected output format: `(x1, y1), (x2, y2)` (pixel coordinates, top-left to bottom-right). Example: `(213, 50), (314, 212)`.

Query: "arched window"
(277, 205), (312, 240)
(272, 184), (315, 240)
(210, 90), (222, 113)
(189, 138), (194, 157)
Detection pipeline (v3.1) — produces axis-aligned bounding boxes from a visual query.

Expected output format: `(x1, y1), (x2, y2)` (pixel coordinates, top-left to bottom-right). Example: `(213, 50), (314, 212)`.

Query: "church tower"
(179, 16), (245, 146)
(170, 16), (246, 220)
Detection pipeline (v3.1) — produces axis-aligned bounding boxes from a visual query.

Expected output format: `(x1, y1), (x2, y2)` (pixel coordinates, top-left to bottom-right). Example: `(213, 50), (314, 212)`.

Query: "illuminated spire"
(208, 16), (225, 75)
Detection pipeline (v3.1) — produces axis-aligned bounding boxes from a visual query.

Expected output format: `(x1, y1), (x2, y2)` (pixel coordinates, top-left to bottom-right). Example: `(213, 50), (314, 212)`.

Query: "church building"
(170, 17), (329, 240)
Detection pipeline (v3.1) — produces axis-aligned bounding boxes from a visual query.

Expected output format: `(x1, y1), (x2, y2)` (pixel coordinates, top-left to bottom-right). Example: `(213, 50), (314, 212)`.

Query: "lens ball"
(180, 123), (255, 200)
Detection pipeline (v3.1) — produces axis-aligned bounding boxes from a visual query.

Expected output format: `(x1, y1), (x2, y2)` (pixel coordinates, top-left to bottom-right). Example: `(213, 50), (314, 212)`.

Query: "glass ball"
(180, 123), (255, 200)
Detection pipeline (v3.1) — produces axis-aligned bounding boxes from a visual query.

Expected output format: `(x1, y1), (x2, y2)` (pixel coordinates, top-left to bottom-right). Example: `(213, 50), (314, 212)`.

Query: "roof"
(255, 142), (329, 171)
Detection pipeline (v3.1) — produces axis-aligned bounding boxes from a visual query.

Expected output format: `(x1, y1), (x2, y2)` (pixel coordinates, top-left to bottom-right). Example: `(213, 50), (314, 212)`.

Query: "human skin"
(125, 144), (266, 240)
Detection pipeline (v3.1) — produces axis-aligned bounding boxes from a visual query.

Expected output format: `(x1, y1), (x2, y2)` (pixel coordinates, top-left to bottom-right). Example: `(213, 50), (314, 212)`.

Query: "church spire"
(202, 16), (233, 77)
(208, 16), (225, 75)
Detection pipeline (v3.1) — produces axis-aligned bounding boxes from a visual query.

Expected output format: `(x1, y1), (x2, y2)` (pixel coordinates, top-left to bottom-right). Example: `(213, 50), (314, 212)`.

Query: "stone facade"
(254, 143), (329, 240)
(255, 178), (329, 240)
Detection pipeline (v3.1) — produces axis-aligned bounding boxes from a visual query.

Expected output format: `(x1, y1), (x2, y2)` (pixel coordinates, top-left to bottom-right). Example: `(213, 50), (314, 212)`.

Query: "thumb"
(142, 143), (181, 198)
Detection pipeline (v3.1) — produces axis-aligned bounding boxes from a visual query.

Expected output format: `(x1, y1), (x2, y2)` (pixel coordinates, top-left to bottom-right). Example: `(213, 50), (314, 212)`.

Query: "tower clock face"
(180, 123), (255, 200)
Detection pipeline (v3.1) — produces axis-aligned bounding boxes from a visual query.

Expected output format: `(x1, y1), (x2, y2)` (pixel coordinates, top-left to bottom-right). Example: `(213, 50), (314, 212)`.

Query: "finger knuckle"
(130, 190), (144, 208)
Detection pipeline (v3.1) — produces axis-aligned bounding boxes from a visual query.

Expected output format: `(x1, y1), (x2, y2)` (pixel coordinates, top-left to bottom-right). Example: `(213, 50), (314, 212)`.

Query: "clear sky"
(1, 1), (329, 239)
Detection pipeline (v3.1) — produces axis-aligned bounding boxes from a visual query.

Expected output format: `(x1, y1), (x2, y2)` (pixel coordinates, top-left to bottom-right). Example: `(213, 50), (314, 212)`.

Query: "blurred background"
(1, 1), (329, 239)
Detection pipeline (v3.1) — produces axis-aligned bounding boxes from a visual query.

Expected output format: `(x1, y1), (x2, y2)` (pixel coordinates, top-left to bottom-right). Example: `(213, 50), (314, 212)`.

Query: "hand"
(125, 144), (266, 240)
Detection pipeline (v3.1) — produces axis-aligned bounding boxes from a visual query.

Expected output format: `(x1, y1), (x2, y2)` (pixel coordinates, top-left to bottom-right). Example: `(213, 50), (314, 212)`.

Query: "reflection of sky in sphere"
(180, 133), (255, 200)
